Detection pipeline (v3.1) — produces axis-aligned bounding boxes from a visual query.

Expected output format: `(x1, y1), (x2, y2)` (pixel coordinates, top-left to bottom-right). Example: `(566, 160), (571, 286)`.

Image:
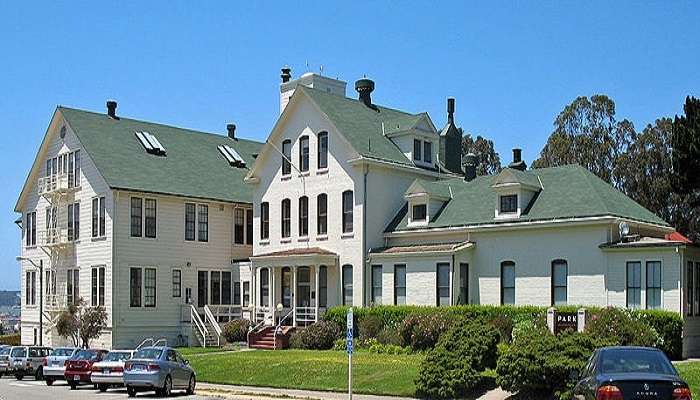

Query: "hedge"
(0, 334), (20, 346)
(324, 305), (683, 359)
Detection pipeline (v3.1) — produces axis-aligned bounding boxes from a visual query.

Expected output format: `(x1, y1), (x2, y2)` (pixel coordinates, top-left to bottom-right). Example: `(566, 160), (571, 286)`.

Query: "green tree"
(460, 131), (502, 176)
(55, 299), (108, 348)
(672, 96), (700, 205)
(532, 95), (635, 187)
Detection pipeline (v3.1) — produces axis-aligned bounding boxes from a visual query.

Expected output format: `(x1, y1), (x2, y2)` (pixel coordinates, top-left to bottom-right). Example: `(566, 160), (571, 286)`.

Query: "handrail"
(190, 305), (209, 348)
(203, 305), (222, 347)
(136, 338), (154, 350)
(246, 319), (267, 348)
(273, 308), (295, 350)
(153, 338), (168, 347)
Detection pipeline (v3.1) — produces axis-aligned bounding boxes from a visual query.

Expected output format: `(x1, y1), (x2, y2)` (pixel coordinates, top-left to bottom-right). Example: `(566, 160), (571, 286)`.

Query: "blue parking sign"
(347, 308), (354, 355)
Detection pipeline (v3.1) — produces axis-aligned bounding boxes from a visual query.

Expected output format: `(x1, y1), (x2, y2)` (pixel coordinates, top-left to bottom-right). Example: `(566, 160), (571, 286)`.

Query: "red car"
(64, 349), (108, 390)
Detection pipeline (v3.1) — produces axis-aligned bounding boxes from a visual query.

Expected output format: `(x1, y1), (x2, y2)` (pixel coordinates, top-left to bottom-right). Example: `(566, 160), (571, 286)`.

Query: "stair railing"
(203, 305), (222, 347)
(136, 338), (154, 350)
(153, 338), (168, 347)
(273, 308), (295, 350)
(190, 305), (209, 348)
(247, 319), (267, 348)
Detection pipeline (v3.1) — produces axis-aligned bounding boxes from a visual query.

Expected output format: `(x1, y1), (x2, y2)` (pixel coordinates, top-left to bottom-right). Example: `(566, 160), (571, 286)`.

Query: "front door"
(296, 267), (311, 307)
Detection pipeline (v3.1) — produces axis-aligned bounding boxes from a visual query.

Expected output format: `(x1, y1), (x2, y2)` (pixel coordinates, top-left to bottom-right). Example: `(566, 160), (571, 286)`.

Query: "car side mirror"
(184, 359), (190, 365)
(569, 369), (580, 381)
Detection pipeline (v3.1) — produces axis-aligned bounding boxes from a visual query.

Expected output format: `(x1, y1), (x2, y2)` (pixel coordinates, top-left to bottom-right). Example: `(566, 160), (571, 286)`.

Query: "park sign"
(547, 307), (588, 334)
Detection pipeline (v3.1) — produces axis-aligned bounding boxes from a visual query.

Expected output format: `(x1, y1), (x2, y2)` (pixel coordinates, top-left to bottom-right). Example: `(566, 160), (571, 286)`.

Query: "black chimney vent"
(463, 153), (477, 181)
(355, 78), (375, 108)
(508, 148), (527, 171)
(281, 67), (292, 83)
(447, 97), (455, 123)
(106, 100), (118, 119)
(226, 123), (236, 139)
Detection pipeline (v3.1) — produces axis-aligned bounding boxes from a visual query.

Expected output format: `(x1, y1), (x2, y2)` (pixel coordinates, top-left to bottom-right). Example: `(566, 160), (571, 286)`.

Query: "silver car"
(10, 346), (52, 380)
(90, 350), (134, 392)
(43, 347), (78, 385)
(0, 346), (11, 376)
(123, 347), (195, 397)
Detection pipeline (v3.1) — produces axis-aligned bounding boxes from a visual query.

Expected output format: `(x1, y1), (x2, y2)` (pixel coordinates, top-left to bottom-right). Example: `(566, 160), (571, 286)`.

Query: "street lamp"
(16, 256), (43, 346)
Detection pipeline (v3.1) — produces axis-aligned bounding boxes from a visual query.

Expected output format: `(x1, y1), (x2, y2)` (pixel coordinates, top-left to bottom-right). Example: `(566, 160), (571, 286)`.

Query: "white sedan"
(90, 350), (134, 392)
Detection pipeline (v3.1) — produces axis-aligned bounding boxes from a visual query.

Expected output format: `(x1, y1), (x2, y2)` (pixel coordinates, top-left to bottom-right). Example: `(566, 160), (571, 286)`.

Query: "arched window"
(282, 139), (291, 176)
(551, 259), (568, 306)
(260, 268), (270, 307)
(299, 196), (308, 237)
(281, 267), (292, 308)
(500, 261), (515, 305)
(318, 265), (328, 308)
(299, 136), (309, 172)
(317, 194), (327, 235)
(342, 190), (353, 233)
(281, 199), (291, 238)
(342, 265), (353, 305)
(318, 132), (328, 169)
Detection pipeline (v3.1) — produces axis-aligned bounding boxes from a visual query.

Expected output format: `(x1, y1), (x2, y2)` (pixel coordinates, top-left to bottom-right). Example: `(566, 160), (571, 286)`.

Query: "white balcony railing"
(38, 174), (72, 196)
(41, 227), (72, 247)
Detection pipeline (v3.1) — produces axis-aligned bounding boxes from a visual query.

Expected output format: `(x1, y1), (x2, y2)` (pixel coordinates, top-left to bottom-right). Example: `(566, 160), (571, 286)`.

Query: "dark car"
(63, 349), (108, 390)
(572, 346), (691, 400)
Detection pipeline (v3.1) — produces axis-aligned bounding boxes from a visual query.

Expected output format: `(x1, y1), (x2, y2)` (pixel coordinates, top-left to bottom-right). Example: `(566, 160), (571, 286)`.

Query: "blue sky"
(0, 2), (698, 290)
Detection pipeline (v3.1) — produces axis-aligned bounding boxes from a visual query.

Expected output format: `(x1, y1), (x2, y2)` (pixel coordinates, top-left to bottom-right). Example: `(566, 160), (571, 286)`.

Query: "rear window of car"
(104, 351), (132, 362)
(600, 349), (677, 375)
(133, 348), (162, 360)
(52, 348), (75, 357)
(73, 350), (98, 361)
(10, 347), (26, 358)
(0, 348), (10, 356)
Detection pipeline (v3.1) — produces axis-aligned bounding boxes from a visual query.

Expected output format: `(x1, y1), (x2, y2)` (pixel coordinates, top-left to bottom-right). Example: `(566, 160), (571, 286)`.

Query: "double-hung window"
(144, 268), (156, 307)
(551, 260), (568, 305)
(646, 261), (662, 309)
(423, 141), (432, 163)
(131, 198), (156, 238)
(185, 203), (196, 241)
(626, 261), (641, 309)
(222, 272), (232, 305)
(437, 263), (450, 306)
(130, 198), (142, 237)
(197, 204), (209, 242)
(500, 195), (518, 214)
(687, 261), (694, 316)
(245, 209), (253, 245)
(233, 282), (241, 306)
(342, 265), (353, 305)
(318, 132), (328, 169)
(342, 190), (353, 234)
(317, 194), (327, 235)
(25, 211), (36, 247)
(394, 264), (406, 305)
(281, 199), (291, 238)
(413, 139), (422, 161)
(91, 266), (105, 306)
(282, 139), (291, 176)
(130, 268), (142, 307)
(299, 136), (309, 172)
(144, 199), (156, 238)
(172, 269), (182, 298)
(234, 209), (245, 244)
(184, 203), (209, 242)
(299, 196), (308, 237)
(66, 269), (79, 306)
(371, 265), (382, 305)
(412, 204), (427, 222)
(210, 271), (221, 305)
(243, 281), (250, 307)
(459, 263), (468, 305)
(501, 261), (515, 305)
(260, 202), (269, 240)
(92, 196), (106, 238)
(25, 271), (36, 305)
(319, 266), (328, 308)
(67, 203), (80, 241)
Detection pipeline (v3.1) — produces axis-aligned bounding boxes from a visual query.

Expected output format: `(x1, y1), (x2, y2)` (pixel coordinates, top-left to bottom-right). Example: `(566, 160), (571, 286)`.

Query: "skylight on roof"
(218, 144), (246, 167)
(135, 131), (166, 156)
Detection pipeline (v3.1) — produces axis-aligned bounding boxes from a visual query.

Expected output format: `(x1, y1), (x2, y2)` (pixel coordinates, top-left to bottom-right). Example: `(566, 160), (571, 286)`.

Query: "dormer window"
(413, 139), (422, 161)
(500, 195), (518, 214)
(412, 204), (427, 222)
(423, 142), (432, 164)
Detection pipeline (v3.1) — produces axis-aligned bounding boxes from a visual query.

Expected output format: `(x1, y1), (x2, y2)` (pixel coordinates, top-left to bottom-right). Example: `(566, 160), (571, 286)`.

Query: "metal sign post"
(347, 307), (353, 400)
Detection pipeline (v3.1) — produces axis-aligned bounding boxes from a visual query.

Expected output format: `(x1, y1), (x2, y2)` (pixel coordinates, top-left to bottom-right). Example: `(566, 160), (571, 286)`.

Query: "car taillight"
(42, 358), (47, 367)
(596, 385), (623, 400)
(91, 366), (101, 372)
(147, 363), (160, 371)
(113, 367), (124, 373)
(673, 387), (692, 400)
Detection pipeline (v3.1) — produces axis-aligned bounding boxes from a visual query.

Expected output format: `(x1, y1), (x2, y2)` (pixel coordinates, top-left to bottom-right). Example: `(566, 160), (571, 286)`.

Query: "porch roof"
(251, 247), (339, 266)
(599, 236), (696, 250)
(368, 241), (474, 258)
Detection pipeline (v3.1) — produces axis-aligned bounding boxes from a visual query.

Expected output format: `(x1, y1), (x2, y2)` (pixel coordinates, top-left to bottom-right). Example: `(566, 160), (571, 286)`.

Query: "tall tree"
(672, 96), (700, 204)
(461, 131), (502, 176)
(532, 95), (635, 187)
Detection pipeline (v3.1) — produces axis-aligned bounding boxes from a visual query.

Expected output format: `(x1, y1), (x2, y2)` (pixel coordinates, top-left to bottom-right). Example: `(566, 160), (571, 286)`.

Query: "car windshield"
(104, 352), (131, 362)
(73, 350), (98, 361)
(600, 349), (677, 375)
(10, 347), (26, 358)
(133, 348), (162, 360)
(52, 348), (75, 357)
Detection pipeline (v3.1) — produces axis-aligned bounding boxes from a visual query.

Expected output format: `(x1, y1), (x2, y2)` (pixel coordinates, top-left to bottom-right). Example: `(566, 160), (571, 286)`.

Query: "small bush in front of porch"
(415, 318), (499, 399)
(585, 307), (660, 348)
(398, 313), (454, 351)
(290, 320), (342, 350)
(222, 319), (251, 343)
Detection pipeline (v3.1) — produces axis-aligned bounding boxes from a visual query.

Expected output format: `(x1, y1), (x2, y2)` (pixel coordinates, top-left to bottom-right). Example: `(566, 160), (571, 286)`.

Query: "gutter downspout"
(362, 165), (368, 307)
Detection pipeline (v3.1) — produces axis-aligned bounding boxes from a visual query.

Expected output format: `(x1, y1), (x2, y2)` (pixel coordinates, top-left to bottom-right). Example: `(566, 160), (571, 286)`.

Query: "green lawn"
(189, 349), (423, 397)
(676, 362), (700, 397)
(177, 346), (239, 357)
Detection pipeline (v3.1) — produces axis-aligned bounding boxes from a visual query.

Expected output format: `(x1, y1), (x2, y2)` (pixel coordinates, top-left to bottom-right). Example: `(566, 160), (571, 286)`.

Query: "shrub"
(496, 326), (606, 399)
(358, 314), (383, 341)
(290, 320), (342, 350)
(638, 309), (683, 360)
(489, 314), (514, 343)
(398, 313), (454, 351)
(0, 334), (20, 346)
(586, 307), (660, 348)
(222, 319), (250, 343)
(415, 319), (500, 399)
(368, 342), (411, 355)
(332, 338), (347, 351)
(376, 327), (403, 346)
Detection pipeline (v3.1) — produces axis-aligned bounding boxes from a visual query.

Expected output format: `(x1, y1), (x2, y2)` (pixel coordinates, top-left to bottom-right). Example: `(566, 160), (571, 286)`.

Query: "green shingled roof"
(59, 107), (263, 203)
(300, 86), (426, 166)
(387, 164), (669, 232)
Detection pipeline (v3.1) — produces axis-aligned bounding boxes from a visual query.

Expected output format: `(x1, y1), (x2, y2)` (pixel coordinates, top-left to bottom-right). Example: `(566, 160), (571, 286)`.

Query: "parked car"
(123, 346), (195, 397)
(90, 350), (134, 392)
(9, 345), (52, 380)
(63, 349), (108, 390)
(0, 346), (11, 377)
(43, 347), (78, 385)
(572, 346), (692, 400)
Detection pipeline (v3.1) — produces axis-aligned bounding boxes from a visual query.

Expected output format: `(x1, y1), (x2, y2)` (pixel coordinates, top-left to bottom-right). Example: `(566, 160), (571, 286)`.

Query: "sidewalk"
(198, 382), (511, 400)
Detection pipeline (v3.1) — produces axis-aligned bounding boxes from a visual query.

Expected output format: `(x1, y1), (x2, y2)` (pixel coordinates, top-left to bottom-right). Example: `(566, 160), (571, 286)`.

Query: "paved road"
(0, 375), (215, 400)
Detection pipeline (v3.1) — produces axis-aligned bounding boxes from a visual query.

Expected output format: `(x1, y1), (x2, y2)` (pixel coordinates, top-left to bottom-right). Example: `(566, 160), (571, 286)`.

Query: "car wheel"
(69, 382), (77, 390)
(35, 367), (43, 381)
(127, 386), (137, 397)
(15, 374), (23, 380)
(45, 378), (54, 386)
(186, 374), (196, 395)
(162, 375), (172, 397)
(99, 383), (108, 392)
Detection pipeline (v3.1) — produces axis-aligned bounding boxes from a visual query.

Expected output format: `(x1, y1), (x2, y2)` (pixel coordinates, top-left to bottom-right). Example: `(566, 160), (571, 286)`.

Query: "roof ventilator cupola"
(508, 148), (527, 171)
(355, 78), (378, 111)
(106, 100), (119, 120)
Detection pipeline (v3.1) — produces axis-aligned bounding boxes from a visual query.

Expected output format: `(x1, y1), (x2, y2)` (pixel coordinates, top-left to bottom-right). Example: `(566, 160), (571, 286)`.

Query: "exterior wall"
(111, 190), (251, 349)
(682, 246), (700, 357)
(19, 113), (113, 348)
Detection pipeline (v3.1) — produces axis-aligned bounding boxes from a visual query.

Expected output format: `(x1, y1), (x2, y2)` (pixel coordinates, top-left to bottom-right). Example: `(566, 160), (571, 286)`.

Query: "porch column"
(251, 266), (256, 321)
(315, 265), (320, 322)
(270, 267), (275, 323)
(292, 266), (297, 326)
